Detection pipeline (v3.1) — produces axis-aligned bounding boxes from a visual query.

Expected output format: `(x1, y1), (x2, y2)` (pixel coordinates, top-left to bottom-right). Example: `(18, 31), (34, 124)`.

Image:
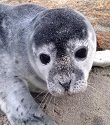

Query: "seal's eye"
(75, 47), (87, 60)
(39, 53), (50, 65)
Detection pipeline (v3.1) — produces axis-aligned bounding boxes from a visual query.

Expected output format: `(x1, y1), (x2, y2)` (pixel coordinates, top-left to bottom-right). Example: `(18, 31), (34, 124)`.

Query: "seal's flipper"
(93, 50), (110, 67)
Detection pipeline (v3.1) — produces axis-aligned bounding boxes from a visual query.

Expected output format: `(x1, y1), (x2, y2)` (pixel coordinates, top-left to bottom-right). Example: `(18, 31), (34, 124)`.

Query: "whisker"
(88, 84), (103, 96)
(53, 97), (56, 117)
(47, 95), (53, 107)
(84, 86), (109, 108)
(34, 89), (47, 100)
(84, 92), (110, 117)
(84, 86), (104, 101)
(42, 94), (51, 110)
(39, 92), (49, 108)
(54, 97), (56, 105)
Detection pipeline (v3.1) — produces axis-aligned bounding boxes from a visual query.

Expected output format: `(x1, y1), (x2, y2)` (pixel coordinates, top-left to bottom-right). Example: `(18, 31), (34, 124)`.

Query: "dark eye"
(75, 47), (87, 60)
(39, 53), (50, 65)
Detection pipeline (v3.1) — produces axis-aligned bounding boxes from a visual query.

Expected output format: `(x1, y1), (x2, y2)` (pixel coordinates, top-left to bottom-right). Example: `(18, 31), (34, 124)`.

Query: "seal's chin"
(47, 80), (88, 97)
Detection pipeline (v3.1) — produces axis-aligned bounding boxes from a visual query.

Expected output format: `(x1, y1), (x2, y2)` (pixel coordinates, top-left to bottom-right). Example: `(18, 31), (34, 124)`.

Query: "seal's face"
(30, 8), (96, 96)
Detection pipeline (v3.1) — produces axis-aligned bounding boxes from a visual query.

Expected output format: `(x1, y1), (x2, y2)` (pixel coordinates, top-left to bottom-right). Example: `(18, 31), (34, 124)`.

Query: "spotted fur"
(0, 3), (98, 125)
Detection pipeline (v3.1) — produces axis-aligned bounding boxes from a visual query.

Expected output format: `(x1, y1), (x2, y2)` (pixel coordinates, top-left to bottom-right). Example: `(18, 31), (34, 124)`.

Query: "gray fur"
(0, 4), (96, 125)
(0, 4), (57, 125)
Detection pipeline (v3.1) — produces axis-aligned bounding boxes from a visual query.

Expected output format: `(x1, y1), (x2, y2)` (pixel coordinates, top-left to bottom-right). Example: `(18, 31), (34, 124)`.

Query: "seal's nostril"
(63, 83), (70, 91)
(59, 80), (71, 91)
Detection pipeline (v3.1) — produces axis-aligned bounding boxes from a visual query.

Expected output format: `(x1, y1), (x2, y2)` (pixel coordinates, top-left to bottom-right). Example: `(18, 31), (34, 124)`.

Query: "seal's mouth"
(47, 80), (87, 97)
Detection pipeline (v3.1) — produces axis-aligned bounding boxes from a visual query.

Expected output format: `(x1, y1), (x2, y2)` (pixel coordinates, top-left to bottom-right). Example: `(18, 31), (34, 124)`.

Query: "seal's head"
(29, 8), (96, 96)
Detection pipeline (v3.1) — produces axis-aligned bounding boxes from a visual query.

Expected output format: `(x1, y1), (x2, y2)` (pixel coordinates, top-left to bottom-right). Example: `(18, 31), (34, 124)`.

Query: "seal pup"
(1, 3), (109, 125)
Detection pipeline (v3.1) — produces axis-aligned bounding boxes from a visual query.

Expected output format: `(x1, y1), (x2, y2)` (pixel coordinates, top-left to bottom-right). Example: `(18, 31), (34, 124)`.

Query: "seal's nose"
(59, 80), (71, 91)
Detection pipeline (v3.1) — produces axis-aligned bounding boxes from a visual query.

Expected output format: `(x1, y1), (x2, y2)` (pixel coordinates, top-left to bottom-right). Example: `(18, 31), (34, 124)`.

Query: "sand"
(0, 0), (110, 125)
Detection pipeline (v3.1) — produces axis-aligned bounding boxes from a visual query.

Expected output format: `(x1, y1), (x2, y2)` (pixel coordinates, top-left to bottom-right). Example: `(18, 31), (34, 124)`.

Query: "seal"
(1, 3), (109, 125)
